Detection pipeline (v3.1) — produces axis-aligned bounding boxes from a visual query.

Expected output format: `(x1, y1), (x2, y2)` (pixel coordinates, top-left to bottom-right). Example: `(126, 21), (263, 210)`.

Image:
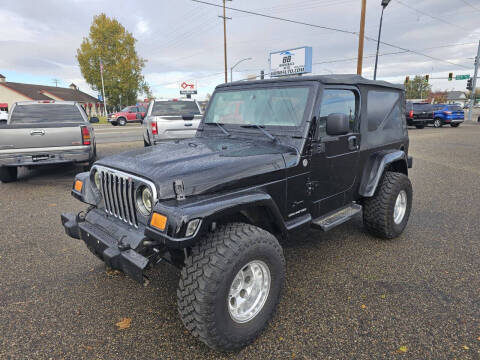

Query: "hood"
(96, 137), (296, 199)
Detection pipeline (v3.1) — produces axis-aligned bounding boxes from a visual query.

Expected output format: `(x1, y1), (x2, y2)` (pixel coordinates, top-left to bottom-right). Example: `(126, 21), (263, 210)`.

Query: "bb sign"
(269, 46), (312, 77)
(179, 81), (197, 95)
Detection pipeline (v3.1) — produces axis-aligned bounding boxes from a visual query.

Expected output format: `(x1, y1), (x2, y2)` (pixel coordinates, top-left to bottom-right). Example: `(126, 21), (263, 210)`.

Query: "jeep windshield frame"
(201, 82), (317, 138)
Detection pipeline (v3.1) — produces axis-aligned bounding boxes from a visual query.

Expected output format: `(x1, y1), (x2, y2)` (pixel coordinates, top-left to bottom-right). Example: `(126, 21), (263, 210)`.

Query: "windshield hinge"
(173, 179), (186, 201)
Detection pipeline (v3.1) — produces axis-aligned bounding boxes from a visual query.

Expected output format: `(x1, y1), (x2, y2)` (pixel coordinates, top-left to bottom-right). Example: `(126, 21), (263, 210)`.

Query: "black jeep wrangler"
(62, 75), (413, 351)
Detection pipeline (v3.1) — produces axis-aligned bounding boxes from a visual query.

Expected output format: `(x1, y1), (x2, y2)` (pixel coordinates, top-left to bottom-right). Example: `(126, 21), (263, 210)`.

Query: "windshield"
(204, 86), (311, 127)
(151, 101), (200, 116)
(10, 104), (84, 123)
(120, 107), (133, 112)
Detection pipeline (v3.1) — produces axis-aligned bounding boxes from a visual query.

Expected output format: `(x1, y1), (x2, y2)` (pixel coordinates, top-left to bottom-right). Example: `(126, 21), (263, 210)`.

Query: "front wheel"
(118, 117), (126, 126)
(433, 118), (443, 128)
(450, 123), (460, 128)
(177, 223), (285, 351)
(363, 171), (412, 239)
(0, 166), (18, 183)
(110, 121), (118, 126)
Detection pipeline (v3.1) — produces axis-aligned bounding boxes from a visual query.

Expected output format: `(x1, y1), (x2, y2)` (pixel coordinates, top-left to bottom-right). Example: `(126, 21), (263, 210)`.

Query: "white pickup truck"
(0, 100), (98, 182)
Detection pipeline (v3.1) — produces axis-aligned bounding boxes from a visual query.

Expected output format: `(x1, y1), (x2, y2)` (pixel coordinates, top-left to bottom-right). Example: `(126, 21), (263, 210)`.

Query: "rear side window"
(151, 101), (200, 116)
(366, 90), (404, 146)
(449, 105), (462, 111)
(318, 89), (357, 134)
(10, 104), (84, 123)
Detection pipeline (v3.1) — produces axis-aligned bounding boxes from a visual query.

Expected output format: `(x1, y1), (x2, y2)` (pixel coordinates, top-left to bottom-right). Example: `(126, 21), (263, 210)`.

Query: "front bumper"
(61, 210), (150, 283)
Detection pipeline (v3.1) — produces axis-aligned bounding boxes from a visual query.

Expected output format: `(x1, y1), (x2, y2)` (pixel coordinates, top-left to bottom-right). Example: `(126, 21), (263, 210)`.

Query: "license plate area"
(32, 154), (50, 162)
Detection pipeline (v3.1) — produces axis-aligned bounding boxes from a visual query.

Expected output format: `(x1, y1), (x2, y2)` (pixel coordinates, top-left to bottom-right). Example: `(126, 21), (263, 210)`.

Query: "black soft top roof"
(217, 74), (404, 91)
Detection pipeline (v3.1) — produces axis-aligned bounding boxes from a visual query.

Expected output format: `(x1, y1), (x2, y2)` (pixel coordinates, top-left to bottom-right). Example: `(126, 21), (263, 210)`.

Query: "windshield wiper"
(205, 122), (230, 136)
(240, 124), (277, 143)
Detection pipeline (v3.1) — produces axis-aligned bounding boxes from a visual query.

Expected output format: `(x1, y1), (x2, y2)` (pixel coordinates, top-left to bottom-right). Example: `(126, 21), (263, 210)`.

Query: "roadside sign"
(179, 81), (197, 95)
(98, 94), (103, 101)
(269, 46), (312, 77)
(455, 74), (470, 80)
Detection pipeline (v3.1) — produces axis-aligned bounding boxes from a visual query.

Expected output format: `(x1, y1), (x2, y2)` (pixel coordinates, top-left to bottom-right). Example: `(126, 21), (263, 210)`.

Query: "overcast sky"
(1, 0), (479, 100)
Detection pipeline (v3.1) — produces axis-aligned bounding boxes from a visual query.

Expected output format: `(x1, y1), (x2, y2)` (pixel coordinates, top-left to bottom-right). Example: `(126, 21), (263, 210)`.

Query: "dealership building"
(0, 74), (103, 116)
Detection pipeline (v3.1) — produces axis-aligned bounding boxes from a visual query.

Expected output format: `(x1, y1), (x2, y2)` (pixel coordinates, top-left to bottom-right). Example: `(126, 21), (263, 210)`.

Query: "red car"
(108, 105), (146, 126)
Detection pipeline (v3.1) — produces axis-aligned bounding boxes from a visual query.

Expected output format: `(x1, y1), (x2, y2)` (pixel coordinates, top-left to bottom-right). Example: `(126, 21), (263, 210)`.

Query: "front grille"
(98, 170), (138, 227)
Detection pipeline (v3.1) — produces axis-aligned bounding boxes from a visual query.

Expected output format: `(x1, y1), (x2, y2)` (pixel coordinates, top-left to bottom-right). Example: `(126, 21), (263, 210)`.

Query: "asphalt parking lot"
(1, 123), (479, 359)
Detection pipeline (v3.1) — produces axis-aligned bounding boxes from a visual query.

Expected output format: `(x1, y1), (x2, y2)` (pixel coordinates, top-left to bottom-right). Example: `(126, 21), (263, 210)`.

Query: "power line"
(191, 0), (471, 69)
(394, 0), (474, 32)
(459, 0), (480, 11)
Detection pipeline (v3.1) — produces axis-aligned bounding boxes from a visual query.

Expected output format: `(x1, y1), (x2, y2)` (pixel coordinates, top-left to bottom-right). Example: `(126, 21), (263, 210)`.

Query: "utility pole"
(52, 78), (60, 87)
(357, 0), (367, 75)
(99, 58), (107, 116)
(468, 40), (480, 122)
(219, 0), (232, 83)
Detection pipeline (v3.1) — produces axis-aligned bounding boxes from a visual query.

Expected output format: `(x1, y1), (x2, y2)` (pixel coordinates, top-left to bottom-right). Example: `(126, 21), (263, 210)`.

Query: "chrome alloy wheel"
(228, 260), (271, 323)
(393, 190), (407, 224)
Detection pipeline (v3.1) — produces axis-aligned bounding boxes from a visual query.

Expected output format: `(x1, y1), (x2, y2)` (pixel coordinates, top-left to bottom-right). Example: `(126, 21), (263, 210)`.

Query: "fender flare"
(145, 190), (287, 248)
(359, 150), (409, 197)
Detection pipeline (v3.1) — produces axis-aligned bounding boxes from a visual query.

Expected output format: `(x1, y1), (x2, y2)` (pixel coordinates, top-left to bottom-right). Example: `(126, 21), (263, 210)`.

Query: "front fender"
(359, 150), (409, 197)
(145, 190), (286, 248)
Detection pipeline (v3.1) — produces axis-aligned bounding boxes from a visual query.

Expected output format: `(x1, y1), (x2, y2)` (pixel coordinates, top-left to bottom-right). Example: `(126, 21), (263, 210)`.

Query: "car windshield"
(151, 101), (200, 116)
(10, 104), (84, 123)
(204, 86), (311, 127)
(121, 107), (133, 112)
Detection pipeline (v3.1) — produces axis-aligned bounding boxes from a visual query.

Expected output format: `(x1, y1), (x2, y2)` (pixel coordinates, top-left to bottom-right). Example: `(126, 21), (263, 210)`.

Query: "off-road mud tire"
(177, 223), (285, 351)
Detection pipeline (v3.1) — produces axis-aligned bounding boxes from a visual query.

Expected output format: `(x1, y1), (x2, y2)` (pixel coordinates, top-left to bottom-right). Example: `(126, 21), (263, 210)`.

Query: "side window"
(318, 89), (357, 135)
(367, 91), (399, 131)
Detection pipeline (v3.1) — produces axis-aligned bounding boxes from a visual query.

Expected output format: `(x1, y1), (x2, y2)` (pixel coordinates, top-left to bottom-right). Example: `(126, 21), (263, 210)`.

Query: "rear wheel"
(363, 171), (412, 239)
(450, 123), (460, 128)
(433, 118), (443, 128)
(118, 117), (126, 126)
(0, 166), (18, 183)
(177, 223), (285, 351)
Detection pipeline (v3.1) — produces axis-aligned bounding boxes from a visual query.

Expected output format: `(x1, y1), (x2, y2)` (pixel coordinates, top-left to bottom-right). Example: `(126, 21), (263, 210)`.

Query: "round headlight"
(136, 186), (153, 216)
(93, 171), (101, 189)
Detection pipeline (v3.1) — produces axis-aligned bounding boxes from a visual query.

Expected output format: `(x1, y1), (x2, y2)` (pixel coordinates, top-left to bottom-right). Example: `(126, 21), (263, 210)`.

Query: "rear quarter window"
(10, 104), (85, 123)
(366, 90), (405, 146)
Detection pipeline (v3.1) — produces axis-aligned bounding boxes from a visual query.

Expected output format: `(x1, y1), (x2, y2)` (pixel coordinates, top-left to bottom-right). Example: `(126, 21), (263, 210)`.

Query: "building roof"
(0, 74), (5, 79)
(0, 81), (100, 103)
(446, 91), (466, 100)
(219, 74), (405, 90)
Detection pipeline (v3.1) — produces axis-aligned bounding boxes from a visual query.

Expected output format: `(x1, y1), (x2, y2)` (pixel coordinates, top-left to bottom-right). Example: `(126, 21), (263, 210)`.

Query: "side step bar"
(311, 203), (362, 232)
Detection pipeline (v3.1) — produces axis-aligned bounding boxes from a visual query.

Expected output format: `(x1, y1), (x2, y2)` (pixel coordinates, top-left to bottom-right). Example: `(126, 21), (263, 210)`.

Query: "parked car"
(108, 105), (146, 126)
(62, 75), (413, 351)
(405, 102), (434, 129)
(0, 110), (8, 122)
(0, 100), (98, 182)
(432, 104), (464, 127)
(143, 98), (202, 146)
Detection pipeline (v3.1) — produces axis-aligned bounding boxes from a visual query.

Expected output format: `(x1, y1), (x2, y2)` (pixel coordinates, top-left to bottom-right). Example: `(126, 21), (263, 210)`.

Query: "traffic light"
(425, 74), (429, 83)
(467, 78), (473, 91)
(448, 72), (453, 81)
(405, 76), (410, 84)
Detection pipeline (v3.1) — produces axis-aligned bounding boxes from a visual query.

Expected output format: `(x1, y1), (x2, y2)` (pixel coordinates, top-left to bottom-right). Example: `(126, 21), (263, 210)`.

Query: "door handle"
(184, 123), (192, 127)
(347, 136), (359, 151)
(30, 130), (45, 136)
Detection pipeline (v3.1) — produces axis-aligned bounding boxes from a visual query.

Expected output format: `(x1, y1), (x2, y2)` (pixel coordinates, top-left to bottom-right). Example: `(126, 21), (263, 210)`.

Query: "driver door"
(309, 87), (361, 217)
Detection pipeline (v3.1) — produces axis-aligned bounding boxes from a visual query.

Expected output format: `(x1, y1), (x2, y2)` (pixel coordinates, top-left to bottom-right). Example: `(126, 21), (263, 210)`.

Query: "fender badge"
(173, 179), (186, 200)
(302, 159), (308, 167)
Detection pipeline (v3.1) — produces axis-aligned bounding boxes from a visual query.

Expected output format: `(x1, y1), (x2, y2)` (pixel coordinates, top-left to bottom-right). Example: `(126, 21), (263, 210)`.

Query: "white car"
(0, 110), (8, 122)
(143, 98), (203, 146)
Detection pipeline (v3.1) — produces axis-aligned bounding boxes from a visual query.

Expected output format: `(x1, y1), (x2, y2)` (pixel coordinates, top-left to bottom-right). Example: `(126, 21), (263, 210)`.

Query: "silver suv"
(142, 98), (202, 146)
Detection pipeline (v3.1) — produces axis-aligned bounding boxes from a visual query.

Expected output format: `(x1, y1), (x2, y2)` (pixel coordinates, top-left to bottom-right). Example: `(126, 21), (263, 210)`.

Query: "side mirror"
(89, 117), (99, 123)
(326, 113), (350, 136)
(182, 114), (195, 121)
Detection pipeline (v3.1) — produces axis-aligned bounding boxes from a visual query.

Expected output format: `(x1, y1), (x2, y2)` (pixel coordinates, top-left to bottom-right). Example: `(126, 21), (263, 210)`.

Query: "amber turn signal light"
(151, 213), (167, 231)
(74, 180), (83, 192)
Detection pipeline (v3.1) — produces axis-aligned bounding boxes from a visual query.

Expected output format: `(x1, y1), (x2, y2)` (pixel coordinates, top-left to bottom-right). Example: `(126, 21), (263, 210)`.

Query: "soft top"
(217, 74), (404, 91)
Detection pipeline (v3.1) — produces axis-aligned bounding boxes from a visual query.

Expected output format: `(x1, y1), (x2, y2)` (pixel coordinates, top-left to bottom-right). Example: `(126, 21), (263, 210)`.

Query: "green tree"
(405, 75), (432, 100)
(77, 13), (150, 107)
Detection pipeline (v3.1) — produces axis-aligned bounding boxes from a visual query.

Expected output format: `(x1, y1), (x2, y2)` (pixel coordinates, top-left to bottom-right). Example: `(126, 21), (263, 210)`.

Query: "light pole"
(230, 57), (252, 82)
(373, 0), (391, 80)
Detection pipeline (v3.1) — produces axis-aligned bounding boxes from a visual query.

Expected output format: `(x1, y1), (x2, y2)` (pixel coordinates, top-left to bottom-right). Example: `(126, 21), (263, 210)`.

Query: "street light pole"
(374, 0), (390, 80)
(230, 57), (252, 82)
